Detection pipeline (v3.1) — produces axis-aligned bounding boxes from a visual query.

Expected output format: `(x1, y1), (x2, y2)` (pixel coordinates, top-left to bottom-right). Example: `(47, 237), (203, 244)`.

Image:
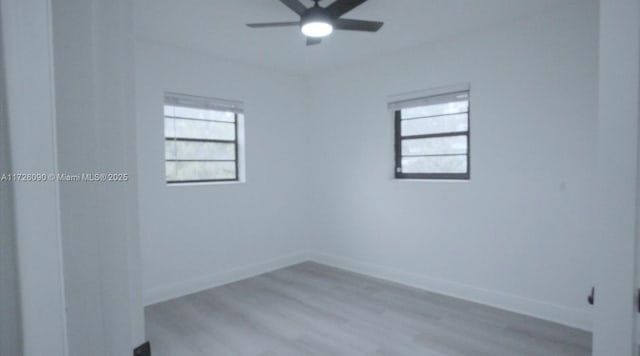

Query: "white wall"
(135, 41), (312, 305)
(307, 1), (599, 330)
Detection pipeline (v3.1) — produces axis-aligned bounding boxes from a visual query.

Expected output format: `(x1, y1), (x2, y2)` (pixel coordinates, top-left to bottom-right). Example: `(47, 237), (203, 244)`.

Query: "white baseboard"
(143, 251), (311, 306)
(308, 252), (592, 332)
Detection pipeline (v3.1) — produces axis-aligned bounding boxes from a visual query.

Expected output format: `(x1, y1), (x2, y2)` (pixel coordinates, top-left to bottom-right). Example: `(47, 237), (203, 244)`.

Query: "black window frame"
(394, 91), (471, 180)
(164, 95), (241, 184)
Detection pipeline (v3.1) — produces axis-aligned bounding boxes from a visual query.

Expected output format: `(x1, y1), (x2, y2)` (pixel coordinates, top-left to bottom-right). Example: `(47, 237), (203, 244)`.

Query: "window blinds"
(165, 92), (244, 114)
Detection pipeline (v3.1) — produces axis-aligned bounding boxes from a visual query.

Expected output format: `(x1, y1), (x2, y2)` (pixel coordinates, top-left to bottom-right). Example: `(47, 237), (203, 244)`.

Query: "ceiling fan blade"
(279, 0), (307, 16)
(333, 18), (383, 32)
(246, 21), (300, 28)
(306, 37), (322, 46)
(326, 0), (368, 18)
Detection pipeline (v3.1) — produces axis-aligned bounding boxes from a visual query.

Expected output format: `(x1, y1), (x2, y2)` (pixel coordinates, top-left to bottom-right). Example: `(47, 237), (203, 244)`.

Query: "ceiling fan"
(247, 0), (384, 46)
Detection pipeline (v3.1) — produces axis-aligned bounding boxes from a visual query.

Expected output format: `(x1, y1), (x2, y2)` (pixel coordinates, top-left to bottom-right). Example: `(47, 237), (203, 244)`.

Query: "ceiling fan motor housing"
(302, 6), (333, 27)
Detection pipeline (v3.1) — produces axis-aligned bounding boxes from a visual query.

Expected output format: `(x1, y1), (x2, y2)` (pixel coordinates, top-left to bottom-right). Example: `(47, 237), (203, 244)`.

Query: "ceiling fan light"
(301, 21), (333, 38)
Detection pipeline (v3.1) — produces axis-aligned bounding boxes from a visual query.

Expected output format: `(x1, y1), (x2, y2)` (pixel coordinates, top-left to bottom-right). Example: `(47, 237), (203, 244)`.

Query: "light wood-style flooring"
(145, 262), (591, 356)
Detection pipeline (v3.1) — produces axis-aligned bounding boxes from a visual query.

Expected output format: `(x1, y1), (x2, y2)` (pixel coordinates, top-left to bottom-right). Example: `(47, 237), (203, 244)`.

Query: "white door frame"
(0, 6), (23, 355)
(50, 0), (144, 353)
(1, 0), (145, 355)
(594, 0), (640, 355)
(0, 0), (68, 355)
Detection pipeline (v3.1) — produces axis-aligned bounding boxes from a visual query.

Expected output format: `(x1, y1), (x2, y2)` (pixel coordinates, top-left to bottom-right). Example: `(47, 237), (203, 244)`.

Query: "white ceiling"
(135, 0), (577, 75)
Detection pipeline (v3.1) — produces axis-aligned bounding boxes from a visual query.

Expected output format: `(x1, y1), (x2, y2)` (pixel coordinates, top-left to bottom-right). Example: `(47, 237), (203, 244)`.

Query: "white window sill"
(392, 178), (470, 183)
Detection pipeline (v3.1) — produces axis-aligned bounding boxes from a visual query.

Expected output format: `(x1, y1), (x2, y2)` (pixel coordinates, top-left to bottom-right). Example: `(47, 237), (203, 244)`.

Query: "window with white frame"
(164, 93), (244, 184)
(390, 89), (470, 180)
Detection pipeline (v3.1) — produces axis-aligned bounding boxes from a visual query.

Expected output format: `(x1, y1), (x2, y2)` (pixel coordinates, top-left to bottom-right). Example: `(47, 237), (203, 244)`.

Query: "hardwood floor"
(145, 262), (591, 356)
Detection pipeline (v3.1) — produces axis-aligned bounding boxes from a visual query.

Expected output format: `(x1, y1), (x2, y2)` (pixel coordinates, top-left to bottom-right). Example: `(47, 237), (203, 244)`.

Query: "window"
(164, 93), (244, 184)
(391, 89), (470, 180)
